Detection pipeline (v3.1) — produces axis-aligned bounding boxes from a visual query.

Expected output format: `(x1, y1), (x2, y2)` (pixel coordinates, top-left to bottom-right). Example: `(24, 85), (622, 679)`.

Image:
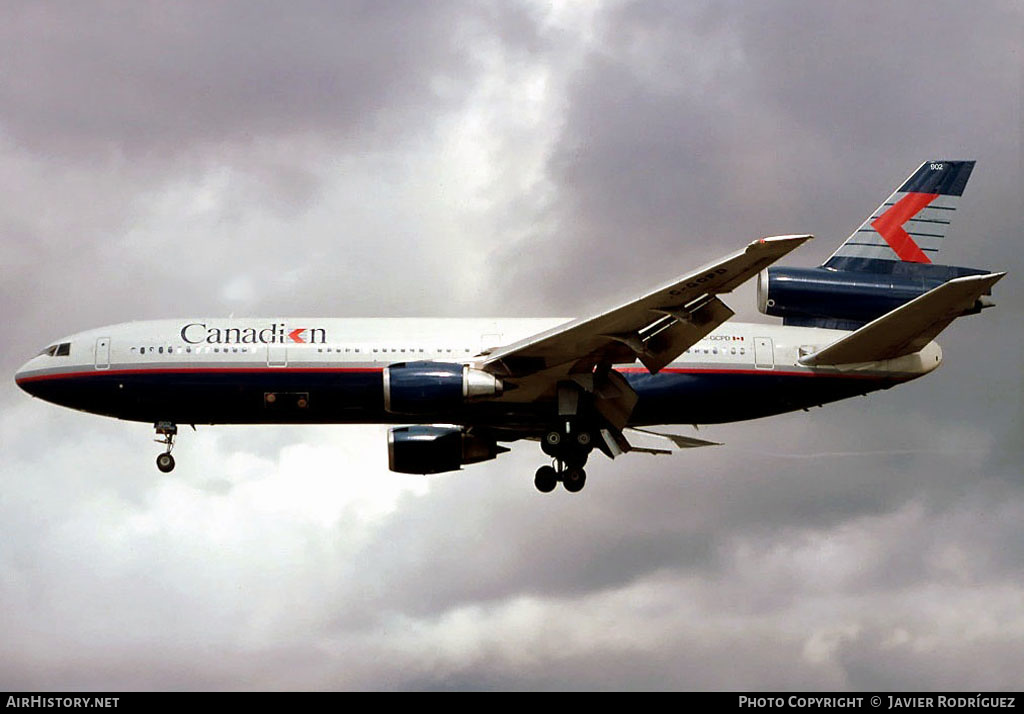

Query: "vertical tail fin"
(823, 161), (975, 273)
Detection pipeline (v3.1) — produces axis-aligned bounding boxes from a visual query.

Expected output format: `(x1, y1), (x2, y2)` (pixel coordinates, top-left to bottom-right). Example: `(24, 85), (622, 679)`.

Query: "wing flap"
(637, 295), (734, 373)
(799, 272), (1005, 366)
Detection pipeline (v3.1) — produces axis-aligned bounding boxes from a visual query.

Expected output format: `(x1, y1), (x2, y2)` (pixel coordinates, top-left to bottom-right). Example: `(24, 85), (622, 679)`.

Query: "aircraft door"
(95, 337), (110, 370)
(267, 345), (288, 367)
(754, 337), (774, 369)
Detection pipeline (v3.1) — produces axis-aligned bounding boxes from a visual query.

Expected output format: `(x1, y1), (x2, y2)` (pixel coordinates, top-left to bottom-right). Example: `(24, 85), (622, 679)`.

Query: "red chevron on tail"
(870, 192), (939, 264)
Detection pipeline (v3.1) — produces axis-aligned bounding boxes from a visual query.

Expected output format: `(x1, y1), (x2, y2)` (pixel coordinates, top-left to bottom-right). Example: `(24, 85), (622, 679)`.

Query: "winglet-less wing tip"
(749, 234), (813, 252)
(712, 235), (813, 294)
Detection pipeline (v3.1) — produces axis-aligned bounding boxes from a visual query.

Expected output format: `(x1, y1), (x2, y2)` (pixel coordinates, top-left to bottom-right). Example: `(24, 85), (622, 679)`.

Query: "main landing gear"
(534, 463), (587, 493)
(154, 421), (177, 473)
(534, 423), (593, 494)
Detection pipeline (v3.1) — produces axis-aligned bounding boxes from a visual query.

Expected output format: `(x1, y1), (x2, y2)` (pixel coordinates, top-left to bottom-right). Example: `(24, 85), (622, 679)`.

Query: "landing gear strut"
(535, 421), (594, 493)
(154, 421), (177, 473)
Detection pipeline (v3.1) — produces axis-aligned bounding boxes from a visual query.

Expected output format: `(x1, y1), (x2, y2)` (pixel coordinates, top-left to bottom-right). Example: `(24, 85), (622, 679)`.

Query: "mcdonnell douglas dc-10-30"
(16, 161), (1004, 493)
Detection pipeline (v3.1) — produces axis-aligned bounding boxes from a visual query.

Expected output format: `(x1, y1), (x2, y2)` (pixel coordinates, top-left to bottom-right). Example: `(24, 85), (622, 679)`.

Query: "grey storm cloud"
(0, 1), (528, 160)
(1, 0), (1022, 692)
(495, 0), (1022, 318)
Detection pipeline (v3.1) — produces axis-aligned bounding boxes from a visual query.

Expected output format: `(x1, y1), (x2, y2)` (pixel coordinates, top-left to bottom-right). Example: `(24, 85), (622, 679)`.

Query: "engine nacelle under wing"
(387, 425), (508, 474)
(383, 361), (502, 414)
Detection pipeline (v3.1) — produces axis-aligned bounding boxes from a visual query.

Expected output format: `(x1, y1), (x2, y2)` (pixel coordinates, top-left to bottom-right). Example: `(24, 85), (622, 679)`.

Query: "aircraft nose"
(15, 358), (40, 396)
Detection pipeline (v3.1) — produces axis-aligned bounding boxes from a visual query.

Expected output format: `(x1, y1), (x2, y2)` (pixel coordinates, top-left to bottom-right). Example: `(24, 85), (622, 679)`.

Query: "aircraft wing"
(481, 235), (812, 380)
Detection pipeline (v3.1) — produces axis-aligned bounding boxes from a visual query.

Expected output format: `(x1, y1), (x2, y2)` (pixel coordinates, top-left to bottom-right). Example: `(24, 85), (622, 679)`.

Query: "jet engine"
(383, 361), (502, 414)
(387, 425), (508, 474)
(757, 265), (990, 328)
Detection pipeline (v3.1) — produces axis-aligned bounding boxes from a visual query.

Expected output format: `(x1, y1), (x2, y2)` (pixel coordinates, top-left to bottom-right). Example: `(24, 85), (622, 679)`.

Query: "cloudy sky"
(1, 0), (1021, 691)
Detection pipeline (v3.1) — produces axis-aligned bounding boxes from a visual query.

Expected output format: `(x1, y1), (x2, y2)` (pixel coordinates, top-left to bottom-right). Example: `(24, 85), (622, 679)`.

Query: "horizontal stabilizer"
(626, 427), (722, 452)
(596, 426), (722, 459)
(800, 272), (1005, 366)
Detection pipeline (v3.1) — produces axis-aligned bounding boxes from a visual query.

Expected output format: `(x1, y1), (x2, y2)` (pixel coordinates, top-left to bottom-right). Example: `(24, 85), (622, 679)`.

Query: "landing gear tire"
(154, 421), (178, 473)
(156, 453), (176, 473)
(541, 431), (562, 456)
(575, 431), (592, 448)
(534, 465), (558, 493)
(562, 467), (586, 493)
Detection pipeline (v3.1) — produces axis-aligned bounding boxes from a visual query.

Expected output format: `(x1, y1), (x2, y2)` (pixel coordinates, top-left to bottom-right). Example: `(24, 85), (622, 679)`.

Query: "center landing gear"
(154, 421), (177, 473)
(534, 423), (594, 493)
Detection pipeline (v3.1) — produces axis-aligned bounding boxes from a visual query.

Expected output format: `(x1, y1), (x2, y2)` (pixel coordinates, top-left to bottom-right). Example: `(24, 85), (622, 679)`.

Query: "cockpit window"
(37, 342), (70, 357)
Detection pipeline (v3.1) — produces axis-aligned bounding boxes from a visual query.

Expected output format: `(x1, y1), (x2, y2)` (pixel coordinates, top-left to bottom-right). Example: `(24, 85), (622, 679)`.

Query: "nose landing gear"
(154, 421), (177, 473)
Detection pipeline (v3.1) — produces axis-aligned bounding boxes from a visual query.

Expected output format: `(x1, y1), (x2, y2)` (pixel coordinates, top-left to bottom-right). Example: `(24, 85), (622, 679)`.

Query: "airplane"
(15, 160), (1004, 493)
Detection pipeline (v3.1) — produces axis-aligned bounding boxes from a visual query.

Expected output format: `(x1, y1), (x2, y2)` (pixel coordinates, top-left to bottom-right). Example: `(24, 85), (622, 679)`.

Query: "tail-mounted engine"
(383, 361), (503, 414)
(387, 425), (509, 474)
(757, 265), (993, 329)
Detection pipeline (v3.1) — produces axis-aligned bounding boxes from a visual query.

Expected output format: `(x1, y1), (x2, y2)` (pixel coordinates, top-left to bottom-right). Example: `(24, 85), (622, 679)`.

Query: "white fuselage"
(16, 317), (942, 385)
